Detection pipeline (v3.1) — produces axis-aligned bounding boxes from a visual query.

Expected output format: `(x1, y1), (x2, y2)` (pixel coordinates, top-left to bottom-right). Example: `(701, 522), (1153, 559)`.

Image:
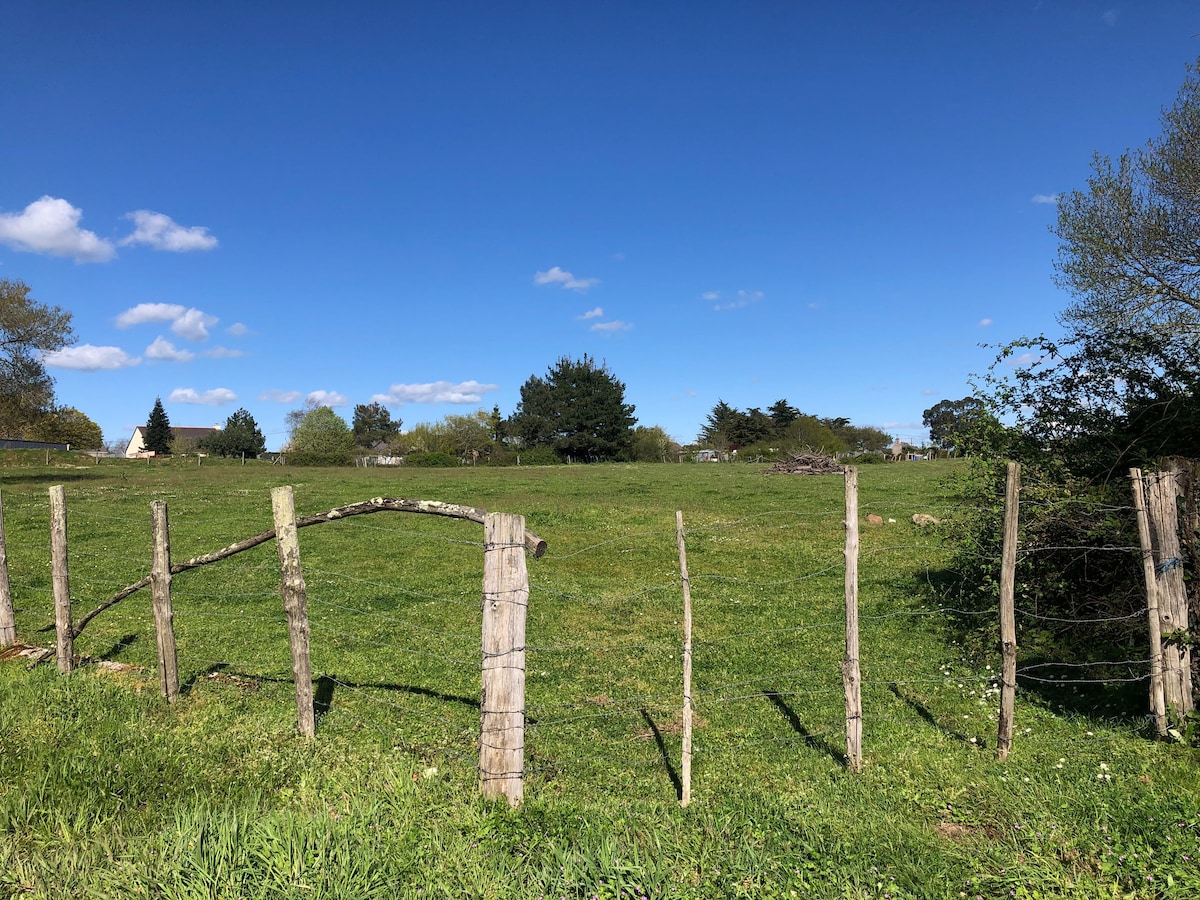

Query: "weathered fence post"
(271, 486), (315, 737)
(480, 512), (528, 805)
(996, 461), (1020, 761)
(676, 510), (694, 808)
(842, 466), (863, 773)
(0, 489), (15, 647)
(1131, 468), (1169, 737)
(1145, 467), (1194, 716)
(150, 500), (180, 702)
(50, 485), (73, 673)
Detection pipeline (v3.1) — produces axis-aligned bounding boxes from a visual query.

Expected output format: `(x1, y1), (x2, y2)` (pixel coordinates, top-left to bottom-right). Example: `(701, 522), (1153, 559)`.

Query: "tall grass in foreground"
(0, 457), (1197, 898)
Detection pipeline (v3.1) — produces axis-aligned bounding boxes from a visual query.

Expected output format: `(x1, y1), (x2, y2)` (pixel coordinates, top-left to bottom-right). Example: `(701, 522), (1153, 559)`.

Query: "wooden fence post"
(150, 500), (180, 702)
(676, 510), (694, 808)
(50, 485), (73, 674)
(842, 466), (863, 773)
(0, 489), (15, 647)
(1146, 467), (1194, 716)
(996, 461), (1020, 761)
(271, 486), (315, 737)
(1131, 468), (1168, 737)
(480, 512), (528, 806)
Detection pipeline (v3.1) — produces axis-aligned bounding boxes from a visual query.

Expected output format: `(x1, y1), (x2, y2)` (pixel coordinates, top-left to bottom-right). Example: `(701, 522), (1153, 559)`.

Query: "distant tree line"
(698, 399), (891, 456)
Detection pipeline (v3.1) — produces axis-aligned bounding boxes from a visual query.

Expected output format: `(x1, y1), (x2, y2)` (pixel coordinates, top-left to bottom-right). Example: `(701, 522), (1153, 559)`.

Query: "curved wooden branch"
(71, 497), (546, 638)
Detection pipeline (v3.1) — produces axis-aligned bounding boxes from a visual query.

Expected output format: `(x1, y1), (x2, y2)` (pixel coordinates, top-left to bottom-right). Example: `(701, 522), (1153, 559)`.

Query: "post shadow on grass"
(887, 683), (975, 744)
(1014, 656), (1147, 725)
(95, 633), (138, 660)
(218, 670), (481, 711)
(314, 674), (335, 724)
(639, 708), (683, 801)
(762, 690), (847, 766)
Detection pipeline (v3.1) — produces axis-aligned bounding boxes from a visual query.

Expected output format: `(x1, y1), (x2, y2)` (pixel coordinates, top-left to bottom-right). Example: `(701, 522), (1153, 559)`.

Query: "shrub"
(404, 451), (460, 468)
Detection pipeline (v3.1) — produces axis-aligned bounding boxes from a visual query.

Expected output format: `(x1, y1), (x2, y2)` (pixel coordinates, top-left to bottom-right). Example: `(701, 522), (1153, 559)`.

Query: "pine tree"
(143, 397), (173, 455)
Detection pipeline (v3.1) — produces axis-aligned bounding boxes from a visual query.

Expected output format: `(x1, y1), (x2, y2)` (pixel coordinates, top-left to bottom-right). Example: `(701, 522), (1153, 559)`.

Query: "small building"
(125, 425), (221, 458)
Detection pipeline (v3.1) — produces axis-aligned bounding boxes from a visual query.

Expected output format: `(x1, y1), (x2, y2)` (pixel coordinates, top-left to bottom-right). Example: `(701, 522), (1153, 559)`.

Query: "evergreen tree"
(143, 398), (173, 455)
(511, 355), (636, 461)
(202, 408), (266, 458)
(351, 401), (400, 448)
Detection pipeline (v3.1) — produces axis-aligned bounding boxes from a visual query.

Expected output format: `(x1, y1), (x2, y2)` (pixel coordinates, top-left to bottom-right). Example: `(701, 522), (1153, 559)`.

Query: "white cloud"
(115, 302), (217, 341)
(580, 307), (604, 319)
(227, 322), (249, 336)
(171, 308), (217, 341)
(371, 380), (499, 405)
(1006, 352), (1040, 367)
(591, 320), (633, 334)
(922, 388), (937, 396)
(714, 290), (763, 311)
(1031, 193), (1060, 205)
(145, 337), (195, 362)
(1102, 8), (1118, 26)
(169, 387), (237, 405)
(201, 346), (245, 359)
(701, 291), (721, 301)
(534, 266), (599, 292)
(260, 389), (302, 403)
(979, 318), (993, 327)
(43, 344), (140, 370)
(306, 389), (349, 407)
(116, 302), (187, 328)
(121, 210), (218, 252)
(0, 196), (116, 262)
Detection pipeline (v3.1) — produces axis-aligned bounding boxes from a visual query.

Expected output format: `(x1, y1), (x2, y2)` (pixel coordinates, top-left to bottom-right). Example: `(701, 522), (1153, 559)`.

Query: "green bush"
(284, 450), (356, 467)
(405, 451), (460, 468)
(513, 446), (562, 466)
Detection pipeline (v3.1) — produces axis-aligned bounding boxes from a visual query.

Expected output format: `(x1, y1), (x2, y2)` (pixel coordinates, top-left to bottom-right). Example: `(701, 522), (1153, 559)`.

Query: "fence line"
(0, 466), (1191, 808)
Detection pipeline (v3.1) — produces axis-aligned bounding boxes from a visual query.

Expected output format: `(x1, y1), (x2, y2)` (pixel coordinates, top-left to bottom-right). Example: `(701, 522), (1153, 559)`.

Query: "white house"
(125, 425), (221, 458)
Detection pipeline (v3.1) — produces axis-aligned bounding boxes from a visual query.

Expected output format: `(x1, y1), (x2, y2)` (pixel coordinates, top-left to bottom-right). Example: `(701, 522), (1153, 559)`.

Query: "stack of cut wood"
(764, 452), (843, 475)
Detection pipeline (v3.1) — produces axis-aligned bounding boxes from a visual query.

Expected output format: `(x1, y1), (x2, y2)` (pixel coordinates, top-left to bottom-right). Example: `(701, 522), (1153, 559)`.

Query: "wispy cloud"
(580, 307), (604, 320)
(1031, 193), (1059, 205)
(145, 337), (195, 362)
(260, 389), (302, 403)
(979, 318), (993, 327)
(43, 344), (140, 370)
(201, 346), (245, 359)
(701, 291), (721, 301)
(169, 387), (237, 405)
(120, 210), (218, 252)
(714, 289), (763, 311)
(372, 380), (499, 405)
(921, 388), (937, 396)
(534, 266), (599, 292)
(116, 303), (217, 341)
(306, 389), (349, 407)
(591, 320), (632, 334)
(227, 322), (249, 336)
(0, 196), (115, 262)
(1102, 8), (1118, 27)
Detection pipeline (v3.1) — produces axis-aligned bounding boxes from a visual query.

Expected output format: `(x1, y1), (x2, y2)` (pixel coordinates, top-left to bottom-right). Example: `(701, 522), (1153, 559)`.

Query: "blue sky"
(2, 2), (1197, 451)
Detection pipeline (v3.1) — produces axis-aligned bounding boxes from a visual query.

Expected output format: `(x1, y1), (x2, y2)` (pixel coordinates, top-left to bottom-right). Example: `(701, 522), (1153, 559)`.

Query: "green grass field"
(0, 455), (1197, 898)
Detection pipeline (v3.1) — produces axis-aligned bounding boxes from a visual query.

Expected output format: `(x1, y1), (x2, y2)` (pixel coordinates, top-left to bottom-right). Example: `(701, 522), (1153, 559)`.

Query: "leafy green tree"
(698, 400), (749, 448)
(823, 419), (892, 452)
(1, 279), (74, 437)
(202, 408), (266, 458)
(29, 406), (103, 449)
(768, 399), (801, 434)
(143, 398), (173, 455)
(352, 401), (400, 448)
(1054, 57), (1200, 344)
(511, 355), (636, 462)
(287, 406), (355, 464)
(922, 397), (1003, 455)
(631, 425), (679, 462)
(783, 415), (844, 454)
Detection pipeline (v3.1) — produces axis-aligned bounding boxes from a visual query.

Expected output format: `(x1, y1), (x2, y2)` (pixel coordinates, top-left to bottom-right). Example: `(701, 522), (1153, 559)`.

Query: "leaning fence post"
(271, 486), (315, 737)
(0, 489), (15, 647)
(842, 466), (863, 773)
(996, 461), (1020, 761)
(1131, 468), (1168, 737)
(676, 510), (694, 808)
(50, 485), (73, 673)
(150, 500), (180, 702)
(480, 512), (528, 806)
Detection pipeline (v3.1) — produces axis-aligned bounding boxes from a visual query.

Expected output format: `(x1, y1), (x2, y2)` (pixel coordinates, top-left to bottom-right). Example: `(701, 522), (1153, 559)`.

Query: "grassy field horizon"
(1, 456), (1197, 898)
